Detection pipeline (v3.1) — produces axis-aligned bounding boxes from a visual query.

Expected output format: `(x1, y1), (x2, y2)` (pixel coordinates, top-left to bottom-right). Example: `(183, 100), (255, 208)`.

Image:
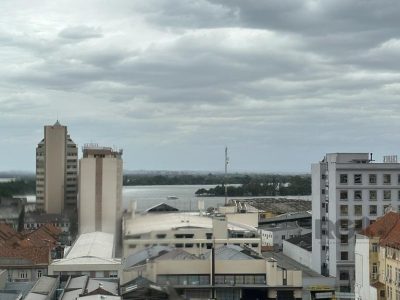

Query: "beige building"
(123, 244), (303, 300)
(36, 121), (78, 213)
(123, 203), (262, 257)
(78, 145), (123, 240)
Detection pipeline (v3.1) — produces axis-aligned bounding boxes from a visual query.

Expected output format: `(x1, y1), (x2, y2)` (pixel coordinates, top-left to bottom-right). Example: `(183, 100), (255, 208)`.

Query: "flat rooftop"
(285, 232), (312, 251)
(66, 232), (114, 259)
(263, 251), (326, 279)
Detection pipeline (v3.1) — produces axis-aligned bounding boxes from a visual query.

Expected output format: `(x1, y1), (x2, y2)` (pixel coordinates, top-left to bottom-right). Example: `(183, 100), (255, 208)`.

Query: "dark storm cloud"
(1, 0), (400, 172)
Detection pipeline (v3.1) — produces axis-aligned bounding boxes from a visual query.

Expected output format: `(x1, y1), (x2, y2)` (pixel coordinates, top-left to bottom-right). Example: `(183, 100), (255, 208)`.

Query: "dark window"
(340, 271), (349, 280)
(354, 174), (362, 184)
(369, 174), (377, 184)
(384, 174), (391, 184)
(340, 174), (348, 184)
(341, 252), (348, 260)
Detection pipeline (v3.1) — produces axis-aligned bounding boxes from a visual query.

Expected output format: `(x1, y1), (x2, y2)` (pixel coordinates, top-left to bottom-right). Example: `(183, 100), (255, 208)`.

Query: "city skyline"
(1, 0), (400, 172)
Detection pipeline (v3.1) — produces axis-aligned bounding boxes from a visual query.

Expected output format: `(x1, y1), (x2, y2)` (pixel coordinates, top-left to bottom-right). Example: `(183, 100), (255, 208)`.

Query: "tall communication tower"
(224, 146), (229, 205)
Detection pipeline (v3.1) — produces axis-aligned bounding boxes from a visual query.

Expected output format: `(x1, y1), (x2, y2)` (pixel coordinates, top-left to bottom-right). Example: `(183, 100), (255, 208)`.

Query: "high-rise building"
(36, 121), (78, 214)
(78, 144), (123, 239)
(311, 153), (400, 293)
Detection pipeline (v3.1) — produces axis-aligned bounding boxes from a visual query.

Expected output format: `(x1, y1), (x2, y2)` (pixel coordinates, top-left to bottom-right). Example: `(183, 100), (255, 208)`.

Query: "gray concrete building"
(311, 153), (400, 294)
(36, 121), (78, 214)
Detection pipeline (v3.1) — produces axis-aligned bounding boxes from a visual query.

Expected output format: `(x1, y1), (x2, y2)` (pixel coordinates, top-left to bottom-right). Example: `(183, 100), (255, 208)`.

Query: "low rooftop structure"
(285, 232), (312, 252)
(49, 232), (121, 279)
(60, 275), (119, 300)
(124, 203), (262, 256)
(231, 198), (311, 216)
(24, 275), (59, 300)
(24, 212), (71, 232)
(0, 197), (24, 231)
(123, 245), (303, 299)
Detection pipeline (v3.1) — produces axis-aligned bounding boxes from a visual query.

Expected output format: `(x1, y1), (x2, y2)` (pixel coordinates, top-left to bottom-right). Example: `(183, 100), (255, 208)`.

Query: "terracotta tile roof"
(0, 223), (61, 266)
(362, 211), (400, 238)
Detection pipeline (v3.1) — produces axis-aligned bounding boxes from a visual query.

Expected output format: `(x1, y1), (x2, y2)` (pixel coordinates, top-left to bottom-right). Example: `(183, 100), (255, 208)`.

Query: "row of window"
(340, 204), (395, 216)
(129, 242), (259, 249)
(339, 190), (400, 201)
(339, 173), (400, 185)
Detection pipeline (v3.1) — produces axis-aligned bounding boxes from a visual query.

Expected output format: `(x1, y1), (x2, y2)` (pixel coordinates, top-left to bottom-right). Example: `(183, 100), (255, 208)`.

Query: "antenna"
(224, 146), (229, 205)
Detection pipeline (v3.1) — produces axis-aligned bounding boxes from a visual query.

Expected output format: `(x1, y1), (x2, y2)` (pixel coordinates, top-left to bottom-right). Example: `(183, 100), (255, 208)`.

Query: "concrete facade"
(36, 121), (78, 214)
(311, 153), (400, 293)
(78, 145), (123, 241)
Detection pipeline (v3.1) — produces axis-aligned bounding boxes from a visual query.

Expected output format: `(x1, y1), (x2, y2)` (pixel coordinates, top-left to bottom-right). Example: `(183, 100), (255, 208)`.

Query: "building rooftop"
(124, 245), (172, 269)
(66, 232), (114, 259)
(232, 199), (311, 215)
(25, 276), (58, 300)
(264, 251), (329, 279)
(285, 232), (312, 251)
(24, 212), (70, 224)
(0, 223), (61, 265)
(52, 232), (120, 266)
(362, 211), (400, 238)
(125, 212), (257, 236)
(0, 291), (23, 300)
(61, 276), (119, 300)
(258, 222), (302, 232)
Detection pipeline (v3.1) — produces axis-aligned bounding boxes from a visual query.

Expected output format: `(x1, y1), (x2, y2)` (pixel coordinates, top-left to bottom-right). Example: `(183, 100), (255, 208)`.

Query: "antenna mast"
(224, 146), (229, 205)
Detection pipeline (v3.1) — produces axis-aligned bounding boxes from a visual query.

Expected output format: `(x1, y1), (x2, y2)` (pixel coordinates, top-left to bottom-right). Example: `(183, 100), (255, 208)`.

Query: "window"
(340, 205), (348, 216)
(37, 270), (42, 278)
(372, 243), (378, 252)
(281, 235), (285, 240)
(384, 205), (391, 214)
(156, 234), (166, 239)
(384, 174), (392, 185)
(340, 234), (348, 244)
(322, 189), (325, 194)
(369, 190), (377, 201)
(369, 174), (377, 185)
(354, 205), (362, 216)
(372, 263), (378, 274)
(384, 190), (392, 200)
(398, 190), (400, 200)
(322, 174), (326, 180)
(354, 190), (362, 201)
(340, 220), (348, 230)
(340, 174), (348, 184)
(355, 219), (363, 230)
(340, 270), (349, 280)
(398, 174), (400, 184)
(354, 174), (362, 184)
(370, 205), (377, 216)
(341, 252), (348, 260)
(340, 191), (348, 201)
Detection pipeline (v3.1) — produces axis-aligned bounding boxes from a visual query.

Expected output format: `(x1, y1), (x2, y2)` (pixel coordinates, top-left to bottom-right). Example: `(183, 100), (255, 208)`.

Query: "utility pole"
(224, 146), (229, 206)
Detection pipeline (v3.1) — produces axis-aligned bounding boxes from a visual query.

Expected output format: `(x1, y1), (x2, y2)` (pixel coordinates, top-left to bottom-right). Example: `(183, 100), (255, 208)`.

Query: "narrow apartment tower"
(311, 153), (400, 293)
(78, 145), (123, 239)
(36, 121), (78, 214)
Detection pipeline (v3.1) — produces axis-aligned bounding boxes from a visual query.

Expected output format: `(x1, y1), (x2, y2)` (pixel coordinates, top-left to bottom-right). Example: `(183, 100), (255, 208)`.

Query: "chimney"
(131, 200), (137, 218)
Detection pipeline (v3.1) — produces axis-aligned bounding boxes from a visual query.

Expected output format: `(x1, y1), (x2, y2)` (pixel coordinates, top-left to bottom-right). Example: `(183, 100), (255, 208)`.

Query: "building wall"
(378, 246), (400, 300)
(282, 240), (312, 269)
(79, 158), (96, 234)
(79, 150), (123, 240)
(0, 269), (7, 289)
(48, 262), (121, 279)
(45, 125), (66, 214)
(355, 234), (376, 300)
(226, 213), (258, 228)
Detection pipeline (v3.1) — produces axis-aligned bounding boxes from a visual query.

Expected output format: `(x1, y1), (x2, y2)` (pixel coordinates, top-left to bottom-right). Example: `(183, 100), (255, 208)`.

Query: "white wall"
(282, 240), (312, 269)
(79, 158), (96, 234)
(355, 234), (376, 300)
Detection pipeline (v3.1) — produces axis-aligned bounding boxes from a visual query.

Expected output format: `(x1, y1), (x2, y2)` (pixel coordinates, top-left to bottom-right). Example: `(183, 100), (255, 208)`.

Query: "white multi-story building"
(78, 145), (123, 240)
(311, 153), (400, 293)
(36, 121), (78, 213)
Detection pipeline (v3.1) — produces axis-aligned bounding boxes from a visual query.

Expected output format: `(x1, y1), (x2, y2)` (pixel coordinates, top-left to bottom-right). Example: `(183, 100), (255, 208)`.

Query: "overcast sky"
(1, 0), (400, 173)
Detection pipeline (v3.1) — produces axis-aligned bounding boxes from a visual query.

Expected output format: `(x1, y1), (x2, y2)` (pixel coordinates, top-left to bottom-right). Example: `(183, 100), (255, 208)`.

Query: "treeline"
(195, 175), (311, 197)
(124, 173), (247, 185)
(0, 178), (36, 197)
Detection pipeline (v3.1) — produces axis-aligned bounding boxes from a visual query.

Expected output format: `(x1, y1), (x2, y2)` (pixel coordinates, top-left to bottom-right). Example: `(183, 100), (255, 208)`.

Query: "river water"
(122, 185), (311, 212)
(21, 185), (311, 212)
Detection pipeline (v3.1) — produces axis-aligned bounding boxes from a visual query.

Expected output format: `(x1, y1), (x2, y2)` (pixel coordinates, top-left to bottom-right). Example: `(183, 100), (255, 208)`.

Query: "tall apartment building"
(36, 121), (78, 214)
(78, 145), (123, 240)
(311, 153), (400, 293)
